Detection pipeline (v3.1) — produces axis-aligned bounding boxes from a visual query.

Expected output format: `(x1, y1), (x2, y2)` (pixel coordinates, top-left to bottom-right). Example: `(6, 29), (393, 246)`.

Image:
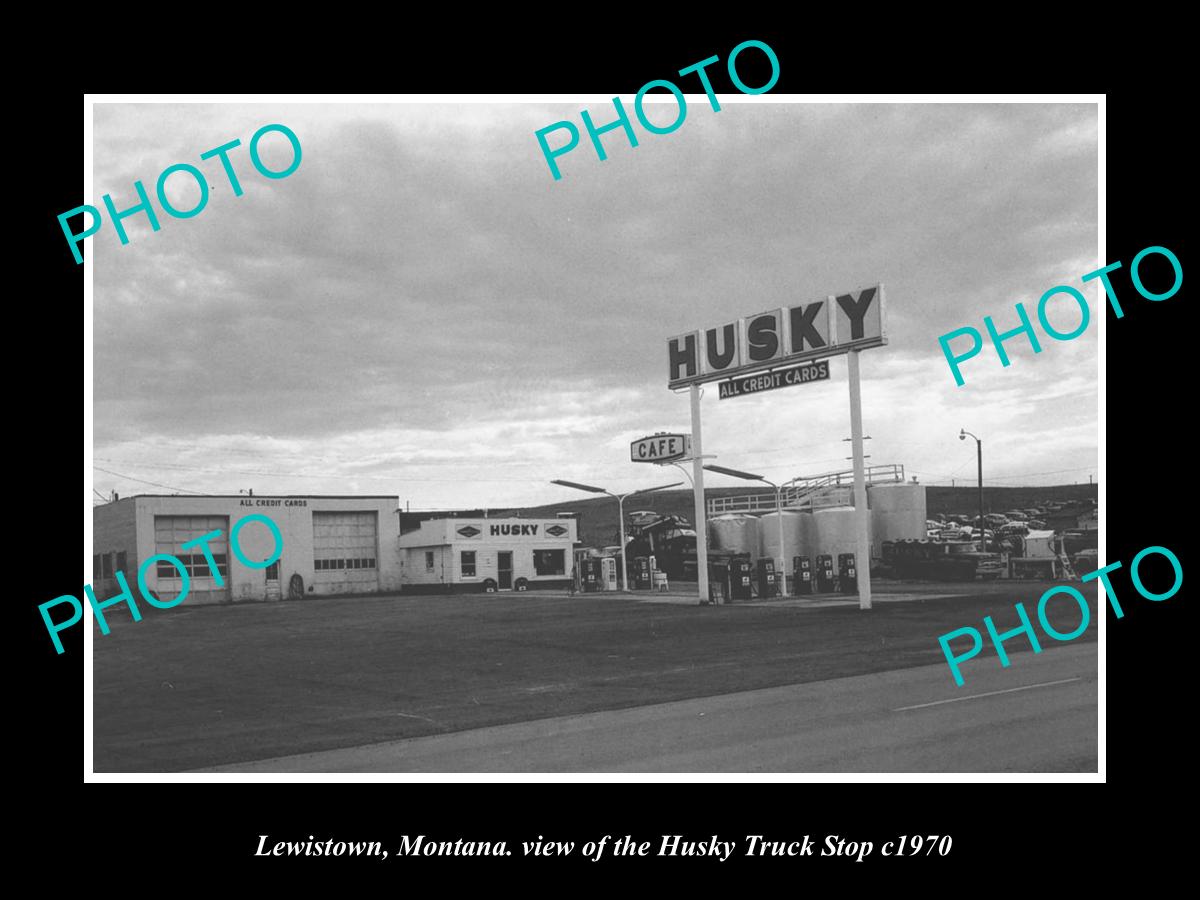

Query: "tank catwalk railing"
(707, 464), (906, 515)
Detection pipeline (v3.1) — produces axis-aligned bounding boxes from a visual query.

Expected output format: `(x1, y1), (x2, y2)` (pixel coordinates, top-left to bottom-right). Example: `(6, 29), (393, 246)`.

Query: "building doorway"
(265, 560), (281, 601)
(497, 551), (513, 590)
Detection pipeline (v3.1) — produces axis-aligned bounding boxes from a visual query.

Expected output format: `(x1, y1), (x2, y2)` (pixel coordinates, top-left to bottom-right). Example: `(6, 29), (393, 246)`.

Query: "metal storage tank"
(709, 514), (760, 556)
(868, 483), (927, 558)
(812, 506), (871, 561)
(758, 510), (814, 563)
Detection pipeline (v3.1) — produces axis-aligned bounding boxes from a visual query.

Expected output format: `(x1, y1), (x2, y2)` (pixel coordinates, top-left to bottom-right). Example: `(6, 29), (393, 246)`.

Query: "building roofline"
(122, 494), (399, 500)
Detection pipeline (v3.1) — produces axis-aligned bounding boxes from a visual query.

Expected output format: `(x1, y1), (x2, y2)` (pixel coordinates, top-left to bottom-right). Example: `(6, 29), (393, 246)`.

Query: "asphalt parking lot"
(92, 579), (1098, 772)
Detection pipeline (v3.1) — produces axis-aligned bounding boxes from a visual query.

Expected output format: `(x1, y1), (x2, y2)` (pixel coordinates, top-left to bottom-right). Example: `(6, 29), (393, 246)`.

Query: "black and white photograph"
(76, 93), (1112, 776)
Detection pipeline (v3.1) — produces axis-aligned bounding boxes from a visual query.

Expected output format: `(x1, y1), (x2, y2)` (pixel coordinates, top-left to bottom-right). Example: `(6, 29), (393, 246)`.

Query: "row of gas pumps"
(576, 554), (667, 592)
(573, 550), (859, 600)
(710, 553), (860, 602)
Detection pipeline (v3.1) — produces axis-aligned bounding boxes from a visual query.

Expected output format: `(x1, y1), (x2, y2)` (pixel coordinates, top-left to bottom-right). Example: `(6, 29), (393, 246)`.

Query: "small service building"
(398, 517), (577, 592)
(92, 494), (402, 605)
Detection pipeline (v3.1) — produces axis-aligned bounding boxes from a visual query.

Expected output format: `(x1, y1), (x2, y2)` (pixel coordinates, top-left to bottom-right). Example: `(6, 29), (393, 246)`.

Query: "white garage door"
(312, 511), (379, 594)
(153, 515), (231, 606)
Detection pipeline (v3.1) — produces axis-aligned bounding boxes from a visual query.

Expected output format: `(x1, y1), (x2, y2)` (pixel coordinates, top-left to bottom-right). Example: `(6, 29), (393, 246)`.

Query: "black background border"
(24, 24), (1189, 883)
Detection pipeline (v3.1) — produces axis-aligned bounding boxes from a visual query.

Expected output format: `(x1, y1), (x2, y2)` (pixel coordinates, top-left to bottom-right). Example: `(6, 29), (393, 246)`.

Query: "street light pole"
(616, 492), (630, 591)
(960, 429), (985, 553)
(704, 464), (786, 597)
(774, 482), (784, 594)
(550, 478), (682, 592)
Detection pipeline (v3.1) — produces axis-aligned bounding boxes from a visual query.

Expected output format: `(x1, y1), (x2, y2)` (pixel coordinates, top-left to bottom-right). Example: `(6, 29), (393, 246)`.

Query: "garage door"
(312, 511), (379, 594)
(153, 515), (231, 606)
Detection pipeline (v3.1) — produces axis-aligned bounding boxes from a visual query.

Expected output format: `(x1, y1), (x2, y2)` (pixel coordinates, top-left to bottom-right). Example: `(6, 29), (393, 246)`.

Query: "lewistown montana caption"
(255, 835), (510, 859)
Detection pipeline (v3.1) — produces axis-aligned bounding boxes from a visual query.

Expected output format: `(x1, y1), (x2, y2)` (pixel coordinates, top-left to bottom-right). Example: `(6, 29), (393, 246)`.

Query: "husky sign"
(665, 281), (888, 614)
(667, 285), (886, 388)
(631, 433), (691, 463)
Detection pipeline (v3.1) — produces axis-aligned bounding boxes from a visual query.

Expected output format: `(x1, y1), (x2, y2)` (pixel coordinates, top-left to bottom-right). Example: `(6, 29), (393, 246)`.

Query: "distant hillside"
(501, 483), (1098, 548)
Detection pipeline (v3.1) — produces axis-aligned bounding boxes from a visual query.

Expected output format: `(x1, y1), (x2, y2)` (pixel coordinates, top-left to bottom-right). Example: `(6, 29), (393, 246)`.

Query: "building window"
(115, 551), (127, 575)
(157, 557), (184, 578)
(533, 549), (565, 576)
(101, 553), (114, 578)
(314, 557), (375, 571)
(425, 551), (435, 571)
(206, 553), (228, 578)
(154, 516), (229, 581)
(157, 553), (228, 580)
(461, 551), (476, 577)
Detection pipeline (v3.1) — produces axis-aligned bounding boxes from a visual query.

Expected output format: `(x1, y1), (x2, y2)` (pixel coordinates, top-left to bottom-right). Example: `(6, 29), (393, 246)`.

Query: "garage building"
(92, 494), (402, 605)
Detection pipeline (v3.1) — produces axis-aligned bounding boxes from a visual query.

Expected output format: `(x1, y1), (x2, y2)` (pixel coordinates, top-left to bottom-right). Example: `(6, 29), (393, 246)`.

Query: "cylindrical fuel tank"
(812, 506), (872, 561)
(708, 514), (760, 556)
(868, 483), (927, 557)
(758, 510), (815, 563)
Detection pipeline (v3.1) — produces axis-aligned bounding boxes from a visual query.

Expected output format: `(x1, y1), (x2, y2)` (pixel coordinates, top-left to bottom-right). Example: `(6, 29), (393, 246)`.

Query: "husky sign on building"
(667, 285), (886, 388)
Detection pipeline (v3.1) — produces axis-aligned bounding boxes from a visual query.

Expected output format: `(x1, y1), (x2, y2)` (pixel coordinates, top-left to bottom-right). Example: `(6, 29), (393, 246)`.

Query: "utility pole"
(960, 429), (985, 553)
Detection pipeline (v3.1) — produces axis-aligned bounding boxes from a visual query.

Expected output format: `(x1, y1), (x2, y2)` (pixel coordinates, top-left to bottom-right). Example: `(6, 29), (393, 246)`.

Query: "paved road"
(198, 643), (1097, 773)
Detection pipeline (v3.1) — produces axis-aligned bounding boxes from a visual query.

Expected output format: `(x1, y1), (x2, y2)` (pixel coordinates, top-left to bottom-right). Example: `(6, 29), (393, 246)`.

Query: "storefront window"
(533, 549), (565, 576)
(425, 551), (435, 571)
(461, 551), (476, 577)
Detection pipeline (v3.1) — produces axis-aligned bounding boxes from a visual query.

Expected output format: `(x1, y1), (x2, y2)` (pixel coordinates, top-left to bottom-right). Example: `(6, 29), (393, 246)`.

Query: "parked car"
(985, 513), (1009, 527)
(960, 525), (994, 539)
(1073, 548), (1099, 573)
(1028, 519), (1048, 530)
(999, 523), (1030, 537)
(1004, 511), (1029, 521)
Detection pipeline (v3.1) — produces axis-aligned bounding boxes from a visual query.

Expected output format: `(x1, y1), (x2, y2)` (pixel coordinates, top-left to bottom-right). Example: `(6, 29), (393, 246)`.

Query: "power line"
(93, 465), (208, 494)
(98, 436), (842, 469)
(983, 466), (1095, 482)
(92, 459), (553, 485)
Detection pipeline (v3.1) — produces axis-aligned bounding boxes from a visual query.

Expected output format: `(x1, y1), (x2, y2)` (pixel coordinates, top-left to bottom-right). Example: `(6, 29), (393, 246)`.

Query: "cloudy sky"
(91, 100), (1098, 509)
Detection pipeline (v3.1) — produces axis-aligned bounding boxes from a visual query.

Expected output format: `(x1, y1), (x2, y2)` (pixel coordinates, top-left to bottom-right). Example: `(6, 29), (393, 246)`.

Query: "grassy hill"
(501, 484), (1098, 548)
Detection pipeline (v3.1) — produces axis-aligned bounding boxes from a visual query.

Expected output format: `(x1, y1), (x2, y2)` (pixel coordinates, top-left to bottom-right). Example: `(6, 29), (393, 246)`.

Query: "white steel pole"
(690, 384), (711, 604)
(775, 484), (785, 596)
(617, 493), (629, 592)
(847, 349), (873, 610)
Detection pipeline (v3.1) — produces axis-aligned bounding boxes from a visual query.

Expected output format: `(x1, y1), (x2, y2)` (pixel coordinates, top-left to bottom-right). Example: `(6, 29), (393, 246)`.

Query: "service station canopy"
(630, 433), (691, 464)
(667, 284), (886, 389)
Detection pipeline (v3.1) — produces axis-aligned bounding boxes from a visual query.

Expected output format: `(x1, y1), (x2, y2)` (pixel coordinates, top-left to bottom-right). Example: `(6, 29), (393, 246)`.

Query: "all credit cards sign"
(667, 284), (885, 388)
(631, 433), (691, 463)
(718, 360), (830, 400)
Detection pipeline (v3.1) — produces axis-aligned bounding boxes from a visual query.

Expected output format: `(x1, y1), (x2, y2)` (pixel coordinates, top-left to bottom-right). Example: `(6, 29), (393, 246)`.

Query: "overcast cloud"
(92, 101), (1099, 508)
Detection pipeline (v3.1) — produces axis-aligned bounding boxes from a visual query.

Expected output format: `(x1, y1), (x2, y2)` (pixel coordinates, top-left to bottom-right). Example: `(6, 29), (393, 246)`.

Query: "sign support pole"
(847, 349), (872, 610)
(690, 384), (711, 604)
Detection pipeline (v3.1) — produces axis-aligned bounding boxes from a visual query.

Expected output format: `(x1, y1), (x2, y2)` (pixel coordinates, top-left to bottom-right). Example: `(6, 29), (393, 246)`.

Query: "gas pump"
(729, 558), (753, 601)
(633, 556), (652, 590)
(756, 558), (777, 597)
(600, 557), (618, 591)
(581, 558), (601, 592)
(815, 554), (836, 593)
(838, 553), (858, 594)
(792, 556), (813, 596)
